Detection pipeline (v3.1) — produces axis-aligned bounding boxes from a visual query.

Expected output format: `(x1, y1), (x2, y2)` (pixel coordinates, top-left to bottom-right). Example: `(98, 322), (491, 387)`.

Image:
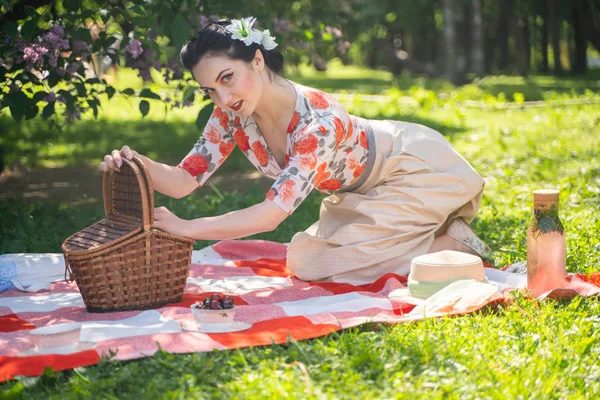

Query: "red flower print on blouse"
(318, 126), (327, 135)
(205, 125), (222, 144)
(252, 141), (269, 167)
(300, 152), (317, 169)
(294, 134), (319, 155)
(278, 180), (296, 203)
(266, 188), (276, 200)
(353, 163), (366, 180)
(234, 116), (240, 127)
(213, 108), (222, 118)
(348, 156), (358, 170)
(287, 111), (300, 134)
(219, 141), (235, 156)
(359, 130), (369, 149)
(182, 154), (209, 177)
(319, 179), (342, 191)
(285, 154), (290, 167)
(333, 117), (344, 146)
(305, 90), (330, 110)
(219, 111), (229, 130)
(345, 118), (354, 142)
(234, 127), (251, 151)
(313, 162), (331, 187)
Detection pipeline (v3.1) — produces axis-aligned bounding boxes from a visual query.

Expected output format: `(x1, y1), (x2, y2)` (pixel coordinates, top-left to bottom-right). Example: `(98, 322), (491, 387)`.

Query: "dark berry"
(209, 302), (223, 310)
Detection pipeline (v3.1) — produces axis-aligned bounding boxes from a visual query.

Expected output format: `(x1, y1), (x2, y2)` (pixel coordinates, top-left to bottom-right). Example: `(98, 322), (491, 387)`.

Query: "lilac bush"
(0, 0), (348, 125)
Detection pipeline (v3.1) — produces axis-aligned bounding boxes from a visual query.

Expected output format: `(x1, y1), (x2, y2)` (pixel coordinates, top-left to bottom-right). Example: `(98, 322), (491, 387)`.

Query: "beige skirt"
(287, 118), (485, 284)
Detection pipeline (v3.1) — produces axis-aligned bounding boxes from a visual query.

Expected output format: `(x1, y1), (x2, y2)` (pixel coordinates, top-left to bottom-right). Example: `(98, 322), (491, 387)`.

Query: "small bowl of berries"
(191, 294), (236, 329)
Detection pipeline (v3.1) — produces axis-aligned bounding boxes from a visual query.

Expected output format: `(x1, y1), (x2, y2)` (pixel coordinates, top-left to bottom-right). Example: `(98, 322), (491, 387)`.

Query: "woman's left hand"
(152, 206), (193, 238)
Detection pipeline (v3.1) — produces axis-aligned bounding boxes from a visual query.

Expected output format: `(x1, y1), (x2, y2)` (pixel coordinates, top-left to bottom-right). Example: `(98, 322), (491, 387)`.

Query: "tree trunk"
(571, 0), (588, 73)
(541, 0), (549, 72)
(442, 0), (458, 83)
(512, 6), (530, 76)
(572, 0), (600, 52)
(471, 0), (485, 77)
(496, 0), (513, 71)
(548, 0), (563, 73)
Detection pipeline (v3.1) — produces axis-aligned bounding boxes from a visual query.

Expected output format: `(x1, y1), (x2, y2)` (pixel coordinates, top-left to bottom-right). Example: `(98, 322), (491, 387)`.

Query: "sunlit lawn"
(1, 63), (600, 398)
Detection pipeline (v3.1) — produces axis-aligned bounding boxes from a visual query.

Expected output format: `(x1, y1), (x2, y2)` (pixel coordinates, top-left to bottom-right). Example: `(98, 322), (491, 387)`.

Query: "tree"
(571, 0), (588, 73)
(548, 0), (563, 73)
(572, 0), (600, 52)
(471, 0), (485, 77)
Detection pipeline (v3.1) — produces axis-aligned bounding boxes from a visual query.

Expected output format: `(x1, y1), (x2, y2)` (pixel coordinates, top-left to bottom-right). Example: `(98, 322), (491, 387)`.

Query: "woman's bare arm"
(98, 146), (198, 199)
(153, 198), (289, 240)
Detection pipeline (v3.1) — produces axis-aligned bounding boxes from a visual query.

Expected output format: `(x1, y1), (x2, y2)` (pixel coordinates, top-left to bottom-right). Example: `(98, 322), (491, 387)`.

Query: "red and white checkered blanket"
(1, 240), (599, 382)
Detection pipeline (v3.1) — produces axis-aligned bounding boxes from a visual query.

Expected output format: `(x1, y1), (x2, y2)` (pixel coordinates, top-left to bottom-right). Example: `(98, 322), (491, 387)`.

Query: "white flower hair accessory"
(226, 17), (278, 50)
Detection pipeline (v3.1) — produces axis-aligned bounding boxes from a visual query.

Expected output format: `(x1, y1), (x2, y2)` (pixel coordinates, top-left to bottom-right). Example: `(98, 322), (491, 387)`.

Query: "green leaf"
(42, 102), (55, 119)
(7, 92), (26, 122)
(21, 18), (38, 40)
(0, 0), (12, 11)
(105, 86), (116, 99)
(139, 100), (150, 117)
(183, 87), (195, 103)
(1, 21), (18, 36)
(75, 83), (86, 97)
(304, 30), (314, 40)
(170, 13), (189, 48)
(139, 88), (161, 100)
(47, 71), (60, 88)
(72, 28), (92, 42)
(24, 103), (38, 120)
(87, 99), (99, 119)
(195, 103), (214, 131)
(33, 91), (48, 103)
(122, 88), (135, 96)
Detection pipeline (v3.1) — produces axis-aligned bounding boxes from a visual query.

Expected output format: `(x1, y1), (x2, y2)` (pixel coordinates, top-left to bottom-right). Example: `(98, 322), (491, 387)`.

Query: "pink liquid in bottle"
(527, 189), (566, 297)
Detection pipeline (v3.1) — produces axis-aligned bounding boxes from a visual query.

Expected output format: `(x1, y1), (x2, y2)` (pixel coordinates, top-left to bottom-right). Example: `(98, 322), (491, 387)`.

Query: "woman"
(99, 18), (492, 284)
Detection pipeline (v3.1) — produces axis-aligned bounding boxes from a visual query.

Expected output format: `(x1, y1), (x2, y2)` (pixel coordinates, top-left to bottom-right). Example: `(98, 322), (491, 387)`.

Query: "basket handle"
(63, 253), (74, 284)
(102, 157), (153, 230)
(131, 156), (155, 229)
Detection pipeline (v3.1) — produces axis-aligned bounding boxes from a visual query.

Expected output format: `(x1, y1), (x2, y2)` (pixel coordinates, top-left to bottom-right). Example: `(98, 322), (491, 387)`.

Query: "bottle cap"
(533, 189), (560, 210)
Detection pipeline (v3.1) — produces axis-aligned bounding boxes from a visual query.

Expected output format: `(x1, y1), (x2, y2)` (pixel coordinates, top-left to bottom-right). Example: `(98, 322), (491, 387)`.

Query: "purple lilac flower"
(72, 40), (90, 56)
(64, 108), (81, 123)
(272, 18), (292, 33)
(66, 60), (82, 75)
(125, 39), (143, 59)
(43, 26), (69, 50)
(44, 92), (56, 103)
(23, 44), (49, 69)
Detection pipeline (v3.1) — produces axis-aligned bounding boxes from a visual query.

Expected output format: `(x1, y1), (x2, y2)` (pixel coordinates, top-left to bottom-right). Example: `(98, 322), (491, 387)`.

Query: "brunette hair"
(180, 20), (284, 74)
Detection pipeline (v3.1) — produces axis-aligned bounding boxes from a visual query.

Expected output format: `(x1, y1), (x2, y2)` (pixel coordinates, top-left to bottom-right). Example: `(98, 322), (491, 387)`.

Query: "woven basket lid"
(408, 250), (485, 284)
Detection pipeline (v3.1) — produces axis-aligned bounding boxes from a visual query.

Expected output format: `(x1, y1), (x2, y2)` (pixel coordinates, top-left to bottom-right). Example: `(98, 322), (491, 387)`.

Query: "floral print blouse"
(177, 81), (370, 214)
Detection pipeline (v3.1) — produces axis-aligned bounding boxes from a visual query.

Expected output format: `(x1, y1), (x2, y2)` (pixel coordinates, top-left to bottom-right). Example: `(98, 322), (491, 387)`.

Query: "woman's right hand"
(98, 145), (139, 172)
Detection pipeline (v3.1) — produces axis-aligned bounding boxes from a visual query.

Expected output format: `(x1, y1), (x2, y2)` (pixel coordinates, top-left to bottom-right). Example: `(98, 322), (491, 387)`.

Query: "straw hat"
(408, 250), (486, 299)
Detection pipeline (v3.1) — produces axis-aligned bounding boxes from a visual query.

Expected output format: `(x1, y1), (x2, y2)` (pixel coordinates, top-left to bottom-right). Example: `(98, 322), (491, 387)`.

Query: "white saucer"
(180, 320), (252, 333)
(19, 341), (97, 357)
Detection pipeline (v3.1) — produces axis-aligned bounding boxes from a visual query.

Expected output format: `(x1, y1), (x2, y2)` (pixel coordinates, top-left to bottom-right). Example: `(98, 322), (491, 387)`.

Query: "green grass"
(1, 64), (600, 398)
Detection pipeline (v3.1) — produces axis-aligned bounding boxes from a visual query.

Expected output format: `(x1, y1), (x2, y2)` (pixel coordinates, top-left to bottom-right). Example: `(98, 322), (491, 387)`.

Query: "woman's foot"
(446, 218), (494, 263)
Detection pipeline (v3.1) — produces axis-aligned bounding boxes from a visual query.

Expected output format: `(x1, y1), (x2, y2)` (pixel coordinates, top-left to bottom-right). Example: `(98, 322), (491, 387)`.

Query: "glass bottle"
(526, 189), (566, 297)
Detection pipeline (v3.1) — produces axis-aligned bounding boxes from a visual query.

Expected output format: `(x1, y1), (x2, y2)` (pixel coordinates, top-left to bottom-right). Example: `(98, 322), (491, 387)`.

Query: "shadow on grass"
(477, 70), (600, 101)
(0, 116), (251, 172)
(1, 105), (466, 168)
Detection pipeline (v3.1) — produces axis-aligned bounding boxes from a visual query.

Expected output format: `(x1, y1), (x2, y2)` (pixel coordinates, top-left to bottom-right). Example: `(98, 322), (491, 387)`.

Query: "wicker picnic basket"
(62, 156), (195, 313)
